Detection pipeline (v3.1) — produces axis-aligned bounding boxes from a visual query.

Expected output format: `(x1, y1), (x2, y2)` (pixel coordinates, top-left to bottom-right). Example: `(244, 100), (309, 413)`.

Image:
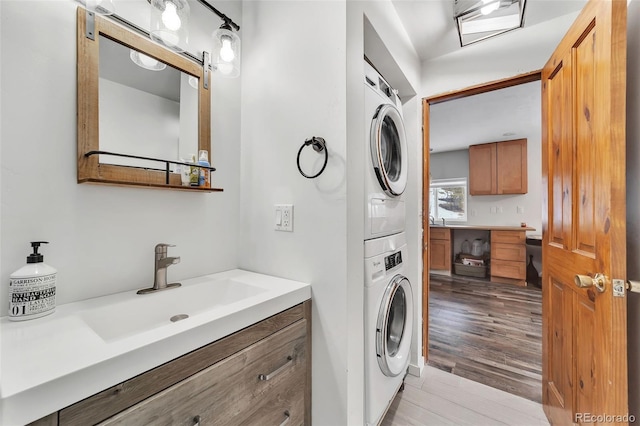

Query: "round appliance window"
(380, 116), (401, 183)
(376, 274), (414, 377)
(370, 104), (408, 196)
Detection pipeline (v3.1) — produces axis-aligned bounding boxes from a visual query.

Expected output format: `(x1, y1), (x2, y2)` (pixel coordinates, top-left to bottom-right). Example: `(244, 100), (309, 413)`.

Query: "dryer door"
(370, 104), (408, 196)
(376, 274), (414, 377)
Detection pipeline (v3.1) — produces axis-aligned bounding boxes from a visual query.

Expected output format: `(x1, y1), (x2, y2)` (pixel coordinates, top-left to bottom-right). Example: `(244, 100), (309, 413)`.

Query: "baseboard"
(407, 356), (425, 377)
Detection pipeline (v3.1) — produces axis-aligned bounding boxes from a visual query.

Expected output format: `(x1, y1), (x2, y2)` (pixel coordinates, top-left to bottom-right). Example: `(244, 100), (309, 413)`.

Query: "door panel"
(542, 1), (628, 425)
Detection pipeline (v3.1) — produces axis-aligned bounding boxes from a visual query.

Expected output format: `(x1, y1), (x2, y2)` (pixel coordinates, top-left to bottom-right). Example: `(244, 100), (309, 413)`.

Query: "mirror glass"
(98, 36), (198, 171)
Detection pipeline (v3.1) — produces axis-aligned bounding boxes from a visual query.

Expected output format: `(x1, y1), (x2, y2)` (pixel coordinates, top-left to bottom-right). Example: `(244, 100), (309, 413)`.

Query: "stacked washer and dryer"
(363, 60), (414, 426)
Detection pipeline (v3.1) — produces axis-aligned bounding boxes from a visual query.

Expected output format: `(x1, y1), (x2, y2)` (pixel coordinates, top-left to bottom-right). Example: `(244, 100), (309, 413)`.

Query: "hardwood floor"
(382, 366), (549, 426)
(427, 274), (543, 403)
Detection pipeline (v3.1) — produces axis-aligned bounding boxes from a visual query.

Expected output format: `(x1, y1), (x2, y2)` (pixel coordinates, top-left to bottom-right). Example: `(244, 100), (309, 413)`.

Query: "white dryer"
(364, 60), (408, 241)
(364, 232), (414, 425)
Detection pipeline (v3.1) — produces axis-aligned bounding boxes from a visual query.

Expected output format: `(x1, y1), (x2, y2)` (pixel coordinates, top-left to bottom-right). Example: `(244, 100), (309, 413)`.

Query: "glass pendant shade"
(150, 0), (190, 52)
(212, 27), (241, 78)
(130, 50), (167, 71)
(84, 0), (115, 16)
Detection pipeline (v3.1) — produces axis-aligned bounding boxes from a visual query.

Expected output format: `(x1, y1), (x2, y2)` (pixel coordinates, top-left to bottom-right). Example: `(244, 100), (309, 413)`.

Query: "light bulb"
(162, 1), (181, 31)
(480, 0), (500, 15)
(139, 53), (159, 68)
(220, 36), (235, 62)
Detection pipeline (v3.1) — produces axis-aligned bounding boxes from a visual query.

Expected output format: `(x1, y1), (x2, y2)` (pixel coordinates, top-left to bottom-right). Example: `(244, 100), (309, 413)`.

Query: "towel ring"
(297, 137), (328, 179)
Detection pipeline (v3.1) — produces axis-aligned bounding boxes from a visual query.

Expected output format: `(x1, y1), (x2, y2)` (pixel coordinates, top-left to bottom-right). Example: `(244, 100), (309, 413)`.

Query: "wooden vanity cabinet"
(469, 139), (528, 195)
(31, 302), (311, 426)
(429, 227), (452, 273)
(490, 230), (527, 286)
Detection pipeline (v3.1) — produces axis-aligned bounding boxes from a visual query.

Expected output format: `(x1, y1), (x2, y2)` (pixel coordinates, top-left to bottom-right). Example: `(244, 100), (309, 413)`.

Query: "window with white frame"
(429, 178), (468, 222)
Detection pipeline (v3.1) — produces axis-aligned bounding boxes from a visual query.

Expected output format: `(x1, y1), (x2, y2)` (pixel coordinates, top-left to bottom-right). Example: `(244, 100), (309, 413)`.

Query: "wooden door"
(541, 0), (627, 425)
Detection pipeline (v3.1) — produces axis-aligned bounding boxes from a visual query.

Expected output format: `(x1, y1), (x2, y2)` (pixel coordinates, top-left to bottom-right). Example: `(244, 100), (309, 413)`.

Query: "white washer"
(364, 60), (408, 241)
(364, 232), (414, 425)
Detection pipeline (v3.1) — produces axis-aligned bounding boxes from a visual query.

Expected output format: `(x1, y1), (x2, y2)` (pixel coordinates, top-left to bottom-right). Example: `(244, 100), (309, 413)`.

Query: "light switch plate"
(275, 204), (293, 232)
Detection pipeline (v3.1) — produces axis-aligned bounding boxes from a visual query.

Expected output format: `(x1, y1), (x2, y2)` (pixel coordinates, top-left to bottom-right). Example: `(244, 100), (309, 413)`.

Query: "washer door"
(370, 104), (408, 196)
(376, 274), (414, 377)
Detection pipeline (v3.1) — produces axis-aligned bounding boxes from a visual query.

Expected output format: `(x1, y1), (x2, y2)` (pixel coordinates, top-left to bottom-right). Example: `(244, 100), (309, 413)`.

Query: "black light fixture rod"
(194, 0), (240, 31)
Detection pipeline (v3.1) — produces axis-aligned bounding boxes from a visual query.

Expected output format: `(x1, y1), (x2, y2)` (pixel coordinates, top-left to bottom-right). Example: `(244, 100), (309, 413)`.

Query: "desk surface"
(430, 225), (536, 232)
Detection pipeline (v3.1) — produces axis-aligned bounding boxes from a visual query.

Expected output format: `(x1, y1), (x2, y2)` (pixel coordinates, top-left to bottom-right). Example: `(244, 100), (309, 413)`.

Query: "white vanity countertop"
(0, 269), (311, 426)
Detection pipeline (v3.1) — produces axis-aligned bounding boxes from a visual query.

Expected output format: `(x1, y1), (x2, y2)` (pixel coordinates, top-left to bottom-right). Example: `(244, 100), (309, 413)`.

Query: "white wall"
(627, 0), (640, 418)
(421, 12), (580, 97)
(0, 1), (241, 309)
(240, 0), (422, 424)
(239, 2), (348, 424)
(99, 78), (180, 169)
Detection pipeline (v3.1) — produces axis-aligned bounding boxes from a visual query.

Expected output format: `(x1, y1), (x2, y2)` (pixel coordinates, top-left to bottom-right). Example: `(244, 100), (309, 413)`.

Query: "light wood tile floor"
(382, 366), (550, 426)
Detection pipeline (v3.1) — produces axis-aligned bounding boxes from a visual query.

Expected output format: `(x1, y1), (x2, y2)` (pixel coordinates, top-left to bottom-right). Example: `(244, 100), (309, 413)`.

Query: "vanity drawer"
(99, 320), (307, 426)
(491, 230), (525, 244)
(430, 228), (451, 241)
(491, 242), (526, 262)
(491, 259), (526, 280)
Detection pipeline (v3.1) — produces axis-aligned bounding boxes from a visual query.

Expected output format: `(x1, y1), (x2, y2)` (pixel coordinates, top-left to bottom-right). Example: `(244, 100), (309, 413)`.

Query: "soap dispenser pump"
(8, 241), (57, 321)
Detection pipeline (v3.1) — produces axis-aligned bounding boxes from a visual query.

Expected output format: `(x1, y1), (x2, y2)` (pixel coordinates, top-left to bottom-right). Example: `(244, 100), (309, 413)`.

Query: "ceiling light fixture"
(150, 0), (190, 52)
(130, 50), (167, 71)
(211, 23), (241, 78)
(454, 0), (527, 47)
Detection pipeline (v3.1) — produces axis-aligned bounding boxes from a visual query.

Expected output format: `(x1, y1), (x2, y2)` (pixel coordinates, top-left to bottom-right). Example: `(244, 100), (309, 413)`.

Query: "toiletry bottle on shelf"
(189, 154), (199, 186)
(198, 150), (210, 188)
(8, 241), (57, 321)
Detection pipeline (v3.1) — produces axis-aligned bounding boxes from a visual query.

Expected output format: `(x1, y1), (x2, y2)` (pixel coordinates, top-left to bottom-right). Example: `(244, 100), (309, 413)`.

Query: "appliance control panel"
(384, 251), (403, 271)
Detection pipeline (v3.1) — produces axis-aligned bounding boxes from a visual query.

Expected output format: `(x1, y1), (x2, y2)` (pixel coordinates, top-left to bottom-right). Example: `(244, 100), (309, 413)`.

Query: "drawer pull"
(258, 356), (293, 381)
(279, 410), (291, 426)
(192, 415), (201, 426)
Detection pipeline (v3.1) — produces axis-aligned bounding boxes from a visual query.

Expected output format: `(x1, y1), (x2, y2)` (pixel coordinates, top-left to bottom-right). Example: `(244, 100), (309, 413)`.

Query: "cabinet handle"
(192, 415), (201, 426)
(279, 410), (291, 426)
(258, 356), (293, 381)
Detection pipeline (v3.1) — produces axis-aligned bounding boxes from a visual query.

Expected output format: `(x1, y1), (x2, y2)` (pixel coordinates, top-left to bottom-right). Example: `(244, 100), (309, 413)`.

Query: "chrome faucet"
(137, 243), (181, 294)
(442, 218), (446, 226)
(429, 215), (435, 225)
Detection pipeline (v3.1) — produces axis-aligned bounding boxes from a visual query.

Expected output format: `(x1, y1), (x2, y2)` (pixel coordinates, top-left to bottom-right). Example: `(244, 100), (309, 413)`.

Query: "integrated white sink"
(81, 279), (267, 341)
(0, 269), (310, 426)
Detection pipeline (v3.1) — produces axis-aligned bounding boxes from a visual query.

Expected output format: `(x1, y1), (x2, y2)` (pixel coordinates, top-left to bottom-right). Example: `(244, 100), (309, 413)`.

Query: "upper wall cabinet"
(76, 8), (221, 192)
(469, 139), (527, 195)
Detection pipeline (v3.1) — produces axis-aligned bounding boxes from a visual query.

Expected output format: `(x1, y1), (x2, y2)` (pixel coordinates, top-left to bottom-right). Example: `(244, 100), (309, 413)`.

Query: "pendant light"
(149, 0), (190, 52)
(212, 23), (241, 78)
(130, 50), (167, 71)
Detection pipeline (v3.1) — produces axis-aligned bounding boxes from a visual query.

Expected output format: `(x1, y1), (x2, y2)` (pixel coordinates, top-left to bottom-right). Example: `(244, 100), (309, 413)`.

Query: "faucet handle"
(155, 243), (176, 254)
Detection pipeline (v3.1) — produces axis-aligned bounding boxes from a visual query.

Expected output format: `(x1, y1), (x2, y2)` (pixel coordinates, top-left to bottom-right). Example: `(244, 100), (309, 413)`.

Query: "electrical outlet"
(490, 206), (497, 214)
(517, 206), (524, 214)
(275, 204), (293, 232)
(498, 206), (504, 214)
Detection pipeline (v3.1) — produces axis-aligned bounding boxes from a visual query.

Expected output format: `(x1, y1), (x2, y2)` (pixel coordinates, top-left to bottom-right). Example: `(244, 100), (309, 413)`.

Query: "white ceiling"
(390, 0), (586, 154)
(392, 0), (587, 61)
(429, 80), (540, 153)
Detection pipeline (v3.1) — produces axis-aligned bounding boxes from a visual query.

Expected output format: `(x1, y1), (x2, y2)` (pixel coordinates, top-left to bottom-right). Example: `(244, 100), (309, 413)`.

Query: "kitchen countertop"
(0, 269), (311, 425)
(430, 224), (536, 231)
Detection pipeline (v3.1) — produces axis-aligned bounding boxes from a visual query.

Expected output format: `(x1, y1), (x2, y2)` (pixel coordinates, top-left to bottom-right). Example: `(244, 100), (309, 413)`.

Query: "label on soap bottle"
(9, 274), (57, 320)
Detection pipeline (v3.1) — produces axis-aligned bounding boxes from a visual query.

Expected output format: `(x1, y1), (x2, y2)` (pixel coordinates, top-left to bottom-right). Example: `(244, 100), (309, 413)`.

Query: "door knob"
(574, 273), (606, 293)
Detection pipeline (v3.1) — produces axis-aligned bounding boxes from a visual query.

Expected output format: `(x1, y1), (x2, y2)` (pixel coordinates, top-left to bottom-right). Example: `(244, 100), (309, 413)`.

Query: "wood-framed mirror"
(76, 7), (221, 192)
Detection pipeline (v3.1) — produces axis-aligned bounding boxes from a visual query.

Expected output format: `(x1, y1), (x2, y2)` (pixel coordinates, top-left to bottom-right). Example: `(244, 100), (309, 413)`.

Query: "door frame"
(421, 70), (542, 359)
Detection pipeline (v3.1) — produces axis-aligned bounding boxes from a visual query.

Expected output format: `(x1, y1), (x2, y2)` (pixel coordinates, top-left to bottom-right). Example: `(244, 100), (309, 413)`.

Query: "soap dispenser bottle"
(198, 150), (210, 188)
(8, 241), (57, 321)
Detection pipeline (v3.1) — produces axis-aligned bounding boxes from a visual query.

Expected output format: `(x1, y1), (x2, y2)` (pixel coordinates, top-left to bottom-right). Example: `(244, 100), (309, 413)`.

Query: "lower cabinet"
(429, 228), (452, 273)
(30, 301), (311, 426)
(490, 230), (527, 286)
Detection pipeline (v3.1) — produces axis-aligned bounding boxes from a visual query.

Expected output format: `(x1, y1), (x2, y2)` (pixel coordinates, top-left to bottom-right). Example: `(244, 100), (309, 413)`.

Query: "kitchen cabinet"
(429, 227), (452, 273)
(490, 230), (527, 286)
(30, 302), (311, 426)
(469, 139), (528, 195)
